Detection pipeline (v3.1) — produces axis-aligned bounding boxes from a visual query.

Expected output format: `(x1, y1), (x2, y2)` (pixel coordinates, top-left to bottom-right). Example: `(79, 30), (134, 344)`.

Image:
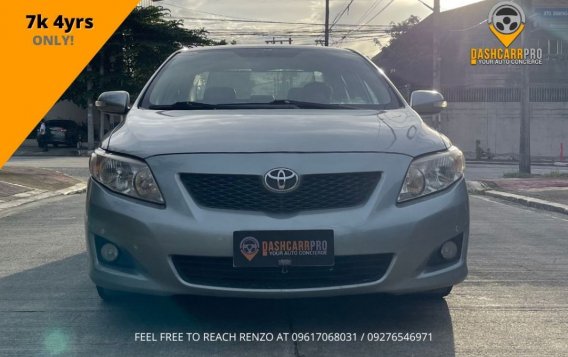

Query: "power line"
(329, 0), (385, 45)
(360, 0), (395, 27)
(159, 1), (391, 47)
(162, 2), (389, 28)
(170, 15), (391, 28)
(200, 28), (390, 35)
(161, 1), (258, 21)
(330, 0), (355, 30)
(330, 0), (352, 24)
(352, 0), (386, 27)
(335, 0), (395, 45)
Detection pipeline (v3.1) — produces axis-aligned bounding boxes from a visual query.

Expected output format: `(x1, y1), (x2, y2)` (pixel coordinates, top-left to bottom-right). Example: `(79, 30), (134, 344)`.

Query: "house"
(373, 0), (568, 160)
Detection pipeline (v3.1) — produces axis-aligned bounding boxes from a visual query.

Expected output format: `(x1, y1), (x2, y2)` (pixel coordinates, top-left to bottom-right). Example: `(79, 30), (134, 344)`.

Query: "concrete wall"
(439, 102), (568, 160)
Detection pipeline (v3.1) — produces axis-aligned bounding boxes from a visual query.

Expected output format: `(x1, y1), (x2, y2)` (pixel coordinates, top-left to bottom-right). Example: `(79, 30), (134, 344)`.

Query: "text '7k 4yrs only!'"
(26, 14), (94, 46)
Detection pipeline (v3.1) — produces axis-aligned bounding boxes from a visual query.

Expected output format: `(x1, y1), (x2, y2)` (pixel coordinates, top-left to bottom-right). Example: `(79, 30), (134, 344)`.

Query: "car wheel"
(53, 143), (59, 148)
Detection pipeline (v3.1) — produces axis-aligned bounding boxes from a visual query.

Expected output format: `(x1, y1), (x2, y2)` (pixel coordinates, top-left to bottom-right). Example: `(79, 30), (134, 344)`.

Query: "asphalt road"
(0, 192), (567, 356)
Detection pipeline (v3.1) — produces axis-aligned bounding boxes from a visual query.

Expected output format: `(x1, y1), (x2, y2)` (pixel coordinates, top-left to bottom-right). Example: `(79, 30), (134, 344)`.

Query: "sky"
(155, 0), (485, 57)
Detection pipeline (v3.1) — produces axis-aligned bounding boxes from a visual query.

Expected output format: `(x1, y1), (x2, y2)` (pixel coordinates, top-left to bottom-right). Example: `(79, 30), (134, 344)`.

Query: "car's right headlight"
(89, 149), (164, 204)
(398, 146), (465, 203)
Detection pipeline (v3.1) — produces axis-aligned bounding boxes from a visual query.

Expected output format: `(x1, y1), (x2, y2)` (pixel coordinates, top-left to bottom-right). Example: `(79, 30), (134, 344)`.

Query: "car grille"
(171, 254), (393, 289)
(179, 172), (380, 213)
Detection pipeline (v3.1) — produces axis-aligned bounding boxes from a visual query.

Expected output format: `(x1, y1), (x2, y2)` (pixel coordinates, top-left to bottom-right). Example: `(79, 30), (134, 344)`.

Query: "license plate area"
(233, 230), (334, 268)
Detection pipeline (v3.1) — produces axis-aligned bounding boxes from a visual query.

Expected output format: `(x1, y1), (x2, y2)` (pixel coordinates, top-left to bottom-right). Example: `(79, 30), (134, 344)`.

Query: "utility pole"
(87, 65), (94, 150)
(324, 0), (330, 46)
(432, 0), (441, 91)
(432, 0), (441, 131)
(519, 0), (532, 174)
(99, 51), (105, 145)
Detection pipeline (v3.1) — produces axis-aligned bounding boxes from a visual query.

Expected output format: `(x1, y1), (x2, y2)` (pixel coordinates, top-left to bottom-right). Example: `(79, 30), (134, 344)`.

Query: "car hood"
(105, 108), (447, 158)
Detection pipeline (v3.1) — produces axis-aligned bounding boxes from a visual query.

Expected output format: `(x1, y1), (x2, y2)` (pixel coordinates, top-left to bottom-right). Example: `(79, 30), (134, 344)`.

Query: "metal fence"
(441, 87), (568, 102)
(530, 87), (568, 102)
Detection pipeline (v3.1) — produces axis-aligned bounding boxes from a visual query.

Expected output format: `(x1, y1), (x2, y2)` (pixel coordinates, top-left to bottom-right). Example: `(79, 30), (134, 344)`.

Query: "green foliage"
(386, 15), (421, 44)
(372, 15), (433, 90)
(61, 6), (222, 107)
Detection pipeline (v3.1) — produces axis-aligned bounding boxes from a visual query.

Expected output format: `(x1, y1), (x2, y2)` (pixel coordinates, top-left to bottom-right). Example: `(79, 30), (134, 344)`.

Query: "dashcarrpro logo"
(240, 236), (260, 262)
(488, 2), (525, 47)
(470, 1), (542, 65)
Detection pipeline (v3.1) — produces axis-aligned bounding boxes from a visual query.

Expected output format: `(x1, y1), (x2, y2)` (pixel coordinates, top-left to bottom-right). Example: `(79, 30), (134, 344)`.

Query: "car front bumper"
(86, 152), (469, 298)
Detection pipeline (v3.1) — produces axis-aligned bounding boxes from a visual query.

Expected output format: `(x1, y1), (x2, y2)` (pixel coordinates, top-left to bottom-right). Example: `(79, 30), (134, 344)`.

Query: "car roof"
(177, 45), (361, 56)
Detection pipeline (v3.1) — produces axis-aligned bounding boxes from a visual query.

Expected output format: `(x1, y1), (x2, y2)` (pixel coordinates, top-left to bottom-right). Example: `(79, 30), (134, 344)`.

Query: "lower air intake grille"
(171, 254), (393, 289)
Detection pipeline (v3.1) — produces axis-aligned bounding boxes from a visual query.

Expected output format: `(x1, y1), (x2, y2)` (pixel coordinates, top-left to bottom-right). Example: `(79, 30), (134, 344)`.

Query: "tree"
(372, 15), (432, 93)
(61, 6), (222, 107)
(386, 15), (421, 44)
(59, 6), (228, 148)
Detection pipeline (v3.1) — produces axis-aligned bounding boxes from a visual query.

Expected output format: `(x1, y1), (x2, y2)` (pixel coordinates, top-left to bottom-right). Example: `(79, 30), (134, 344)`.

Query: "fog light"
(440, 241), (458, 260)
(100, 243), (119, 262)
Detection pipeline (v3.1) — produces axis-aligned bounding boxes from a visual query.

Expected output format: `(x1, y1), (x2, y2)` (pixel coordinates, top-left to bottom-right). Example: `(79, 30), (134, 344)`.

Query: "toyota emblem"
(264, 168), (299, 193)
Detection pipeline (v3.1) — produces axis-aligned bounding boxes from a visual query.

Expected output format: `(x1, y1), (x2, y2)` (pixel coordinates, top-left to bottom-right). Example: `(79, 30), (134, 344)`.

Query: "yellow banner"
(0, 0), (140, 168)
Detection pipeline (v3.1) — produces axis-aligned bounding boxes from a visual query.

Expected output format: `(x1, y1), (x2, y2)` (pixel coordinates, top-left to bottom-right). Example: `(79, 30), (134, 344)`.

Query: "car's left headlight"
(89, 149), (164, 204)
(398, 146), (465, 203)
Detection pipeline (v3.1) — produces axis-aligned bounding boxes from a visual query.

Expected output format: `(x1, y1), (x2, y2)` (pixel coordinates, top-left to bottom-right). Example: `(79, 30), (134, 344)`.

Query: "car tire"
(53, 143), (58, 148)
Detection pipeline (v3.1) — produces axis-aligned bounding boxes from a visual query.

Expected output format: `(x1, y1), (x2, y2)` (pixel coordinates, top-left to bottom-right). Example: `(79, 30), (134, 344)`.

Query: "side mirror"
(410, 90), (447, 115)
(95, 91), (130, 115)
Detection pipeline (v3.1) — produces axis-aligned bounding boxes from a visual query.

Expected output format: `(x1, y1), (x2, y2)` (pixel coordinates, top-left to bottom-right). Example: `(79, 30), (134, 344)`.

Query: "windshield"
(139, 47), (403, 110)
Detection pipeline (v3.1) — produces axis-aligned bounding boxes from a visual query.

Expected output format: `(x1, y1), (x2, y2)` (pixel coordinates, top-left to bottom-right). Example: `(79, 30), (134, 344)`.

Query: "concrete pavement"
(0, 194), (567, 356)
(467, 177), (568, 215)
(4, 156), (90, 179)
(0, 166), (86, 213)
(464, 162), (568, 181)
(482, 178), (568, 205)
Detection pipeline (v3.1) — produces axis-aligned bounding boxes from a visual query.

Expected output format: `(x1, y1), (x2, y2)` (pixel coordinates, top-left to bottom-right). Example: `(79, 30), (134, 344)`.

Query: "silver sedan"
(87, 46), (468, 300)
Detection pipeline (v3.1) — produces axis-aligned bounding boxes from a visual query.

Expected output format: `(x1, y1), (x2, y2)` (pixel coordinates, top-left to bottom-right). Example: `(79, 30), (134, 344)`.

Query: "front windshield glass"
(139, 47), (403, 110)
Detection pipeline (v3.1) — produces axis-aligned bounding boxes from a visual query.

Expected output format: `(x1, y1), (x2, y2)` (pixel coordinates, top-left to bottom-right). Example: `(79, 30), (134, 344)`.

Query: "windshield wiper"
(148, 101), (217, 110)
(148, 100), (359, 110)
(265, 100), (358, 109)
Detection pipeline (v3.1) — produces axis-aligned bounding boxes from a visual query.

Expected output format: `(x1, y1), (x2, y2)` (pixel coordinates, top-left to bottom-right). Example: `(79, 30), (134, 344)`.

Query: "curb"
(466, 180), (490, 194)
(467, 180), (568, 215)
(58, 182), (88, 196)
(0, 182), (87, 213)
(483, 190), (568, 215)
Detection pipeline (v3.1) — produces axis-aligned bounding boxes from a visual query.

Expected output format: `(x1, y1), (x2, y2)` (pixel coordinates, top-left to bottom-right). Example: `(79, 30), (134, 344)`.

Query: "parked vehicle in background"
(36, 119), (80, 148)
